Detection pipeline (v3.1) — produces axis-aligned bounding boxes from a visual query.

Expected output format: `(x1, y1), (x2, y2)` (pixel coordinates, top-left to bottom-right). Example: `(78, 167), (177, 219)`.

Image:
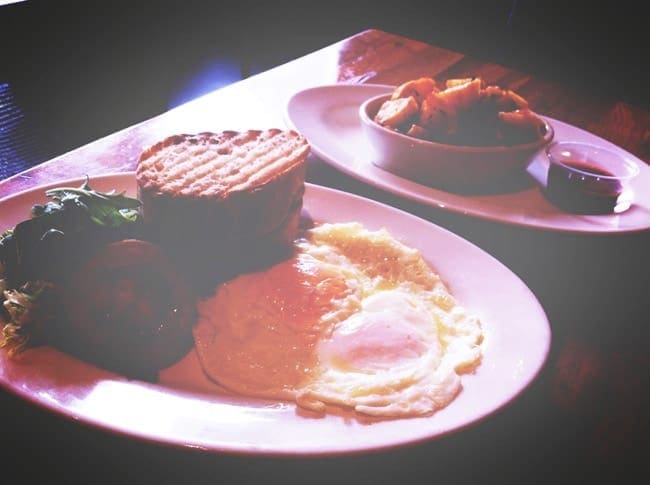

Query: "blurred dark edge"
(0, 0), (647, 179)
(0, 3), (648, 483)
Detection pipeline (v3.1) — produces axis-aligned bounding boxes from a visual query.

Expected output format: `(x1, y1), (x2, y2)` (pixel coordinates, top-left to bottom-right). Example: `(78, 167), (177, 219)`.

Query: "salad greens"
(0, 281), (57, 357)
(0, 177), (143, 355)
(37, 178), (141, 227)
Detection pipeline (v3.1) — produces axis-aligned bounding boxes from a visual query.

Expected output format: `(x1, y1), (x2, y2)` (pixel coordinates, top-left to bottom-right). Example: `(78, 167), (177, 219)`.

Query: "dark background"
(0, 0), (647, 179)
(0, 2), (648, 484)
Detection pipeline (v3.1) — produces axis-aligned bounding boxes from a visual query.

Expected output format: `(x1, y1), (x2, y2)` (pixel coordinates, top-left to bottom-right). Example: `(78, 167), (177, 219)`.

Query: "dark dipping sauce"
(545, 159), (624, 214)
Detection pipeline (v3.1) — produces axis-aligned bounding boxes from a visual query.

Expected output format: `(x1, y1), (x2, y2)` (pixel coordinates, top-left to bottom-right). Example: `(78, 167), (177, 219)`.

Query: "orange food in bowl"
(360, 77), (554, 189)
(375, 77), (549, 147)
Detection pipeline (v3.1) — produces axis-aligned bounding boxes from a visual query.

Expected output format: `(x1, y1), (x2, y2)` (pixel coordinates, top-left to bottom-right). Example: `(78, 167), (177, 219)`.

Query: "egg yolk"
(267, 253), (350, 334)
(320, 311), (430, 372)
(195, 252), (350, 394)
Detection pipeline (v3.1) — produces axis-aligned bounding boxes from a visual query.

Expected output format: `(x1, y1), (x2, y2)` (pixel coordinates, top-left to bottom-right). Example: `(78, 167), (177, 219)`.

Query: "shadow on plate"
(376, 164), (539, 196)
(437, 171), (538, 196)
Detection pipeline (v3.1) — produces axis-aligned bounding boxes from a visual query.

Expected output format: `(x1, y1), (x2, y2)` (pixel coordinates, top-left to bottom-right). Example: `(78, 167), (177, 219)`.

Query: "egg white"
(193, 222), (483, 417)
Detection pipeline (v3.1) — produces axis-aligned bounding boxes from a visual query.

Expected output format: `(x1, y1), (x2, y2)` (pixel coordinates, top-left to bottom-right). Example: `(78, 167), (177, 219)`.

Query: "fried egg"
(193, 222), (483, 417)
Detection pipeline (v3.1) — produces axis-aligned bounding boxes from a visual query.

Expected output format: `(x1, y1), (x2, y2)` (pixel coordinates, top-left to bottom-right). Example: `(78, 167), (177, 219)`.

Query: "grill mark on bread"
(135, 129), (310, 291)
(137, 130), (309, 199)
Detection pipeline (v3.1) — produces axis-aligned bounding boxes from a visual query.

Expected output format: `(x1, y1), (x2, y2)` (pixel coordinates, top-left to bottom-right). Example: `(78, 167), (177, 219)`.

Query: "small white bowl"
(544, 141), (640, 213)
(359, 93), (555, 189)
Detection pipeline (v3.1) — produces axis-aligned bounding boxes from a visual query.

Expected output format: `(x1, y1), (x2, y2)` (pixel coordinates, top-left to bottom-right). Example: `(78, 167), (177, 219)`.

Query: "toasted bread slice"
(137, 130), (309, 197)
(136, 129), (310, 289)
(136, 129), (309, 236)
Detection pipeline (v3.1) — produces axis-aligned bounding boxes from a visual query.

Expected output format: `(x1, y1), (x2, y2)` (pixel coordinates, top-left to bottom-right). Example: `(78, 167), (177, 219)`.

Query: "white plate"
(0, 173), (550, 456)
(285, 84), (650, 234)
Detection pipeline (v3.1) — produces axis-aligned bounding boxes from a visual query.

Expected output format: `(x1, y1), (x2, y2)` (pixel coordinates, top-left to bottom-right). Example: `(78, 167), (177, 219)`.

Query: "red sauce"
(545, 160), (623, 214)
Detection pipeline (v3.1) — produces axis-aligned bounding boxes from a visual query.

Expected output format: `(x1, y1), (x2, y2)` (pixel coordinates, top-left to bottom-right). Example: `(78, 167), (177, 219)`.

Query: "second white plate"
(285, 84), (650, 234)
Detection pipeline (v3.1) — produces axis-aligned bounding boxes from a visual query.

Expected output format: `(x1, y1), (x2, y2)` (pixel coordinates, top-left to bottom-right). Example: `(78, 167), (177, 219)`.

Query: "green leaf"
(43, 177), (141, 227)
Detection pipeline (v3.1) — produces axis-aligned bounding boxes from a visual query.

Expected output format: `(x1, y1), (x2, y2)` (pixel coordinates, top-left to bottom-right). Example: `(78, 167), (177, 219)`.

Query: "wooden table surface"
(1, 29), (648, 484)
